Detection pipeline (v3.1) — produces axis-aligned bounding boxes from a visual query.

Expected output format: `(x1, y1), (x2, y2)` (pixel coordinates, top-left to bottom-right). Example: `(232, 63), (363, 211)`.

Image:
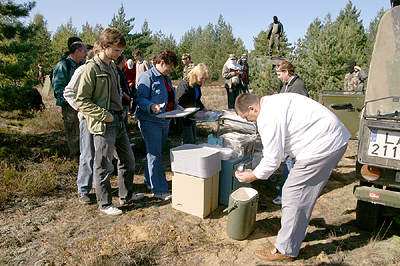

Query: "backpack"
(49, 58), (72, 85)
(49, 58), (72, 98)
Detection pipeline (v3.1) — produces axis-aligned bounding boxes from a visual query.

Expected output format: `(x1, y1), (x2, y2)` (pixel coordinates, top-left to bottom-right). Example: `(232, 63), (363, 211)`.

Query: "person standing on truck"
(344, 60), (368, 93)
(234, 93), (350, 261)
(267, 16), (284, 57)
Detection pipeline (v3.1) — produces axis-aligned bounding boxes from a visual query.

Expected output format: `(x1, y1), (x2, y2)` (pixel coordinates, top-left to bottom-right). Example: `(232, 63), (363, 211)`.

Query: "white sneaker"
(119, 193), (144, 206)
(100, 204), (123, 216)
(272, 196), (282, 205)
(153, 192), (172, 201)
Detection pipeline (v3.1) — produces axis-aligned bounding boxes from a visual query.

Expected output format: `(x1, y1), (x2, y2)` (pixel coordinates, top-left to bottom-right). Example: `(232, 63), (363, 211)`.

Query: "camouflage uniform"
(344, 69), (368, 92)
(267, 17), (283, 56)
(183, 62), (195, 79)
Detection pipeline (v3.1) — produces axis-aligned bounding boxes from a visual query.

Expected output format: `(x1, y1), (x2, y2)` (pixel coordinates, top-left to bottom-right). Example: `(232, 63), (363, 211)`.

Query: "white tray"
(156, 107), (199, 118)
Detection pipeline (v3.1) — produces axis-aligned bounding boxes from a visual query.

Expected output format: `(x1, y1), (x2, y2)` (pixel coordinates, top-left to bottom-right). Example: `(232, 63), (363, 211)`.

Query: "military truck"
(352, 2), (400, 231)
(319, 90), (364, 139)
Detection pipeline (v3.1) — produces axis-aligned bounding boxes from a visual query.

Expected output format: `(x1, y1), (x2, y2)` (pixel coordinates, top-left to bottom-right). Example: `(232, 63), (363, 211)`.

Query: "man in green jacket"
(76, 28), (143, 216)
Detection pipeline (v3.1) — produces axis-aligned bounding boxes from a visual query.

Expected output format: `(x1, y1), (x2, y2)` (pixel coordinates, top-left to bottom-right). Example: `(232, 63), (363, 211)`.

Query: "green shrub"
(0, 84), (44, 112)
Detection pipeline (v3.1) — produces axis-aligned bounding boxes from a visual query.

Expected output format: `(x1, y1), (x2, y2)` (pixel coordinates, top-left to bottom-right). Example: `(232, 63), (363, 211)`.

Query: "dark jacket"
(279, 74), (309, 97)
(116, 67), (132, 106)
(267, 22), (284, 39)
(176, 79), (205, 126)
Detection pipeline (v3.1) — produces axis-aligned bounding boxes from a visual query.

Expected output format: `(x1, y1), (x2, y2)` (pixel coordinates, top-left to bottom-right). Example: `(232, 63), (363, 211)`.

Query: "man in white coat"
(235, 93), (351, 261)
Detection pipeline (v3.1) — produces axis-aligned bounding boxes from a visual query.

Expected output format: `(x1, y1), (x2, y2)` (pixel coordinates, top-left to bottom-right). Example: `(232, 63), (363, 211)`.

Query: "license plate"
(368, 129), (400, 160)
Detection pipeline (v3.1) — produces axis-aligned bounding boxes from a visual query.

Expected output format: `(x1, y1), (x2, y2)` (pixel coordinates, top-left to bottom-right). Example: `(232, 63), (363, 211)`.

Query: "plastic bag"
(220, 132), (257, 159)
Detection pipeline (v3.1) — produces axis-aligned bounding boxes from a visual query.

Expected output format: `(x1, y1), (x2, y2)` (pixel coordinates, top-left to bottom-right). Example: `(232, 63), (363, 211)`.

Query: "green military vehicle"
(352, 2), (400, 231)
(319, 90), (365, 139)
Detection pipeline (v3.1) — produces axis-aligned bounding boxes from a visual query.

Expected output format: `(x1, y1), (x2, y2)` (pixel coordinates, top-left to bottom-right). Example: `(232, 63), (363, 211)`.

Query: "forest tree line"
(0, 0), (385, 111)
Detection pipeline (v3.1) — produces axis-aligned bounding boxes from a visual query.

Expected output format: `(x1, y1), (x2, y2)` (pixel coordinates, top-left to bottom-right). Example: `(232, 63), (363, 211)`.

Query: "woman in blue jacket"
(135, 50), (184, 201)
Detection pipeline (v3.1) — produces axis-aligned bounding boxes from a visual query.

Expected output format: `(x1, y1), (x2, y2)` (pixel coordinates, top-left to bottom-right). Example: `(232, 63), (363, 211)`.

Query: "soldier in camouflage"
(267, 16), (284, 57)
(181, 53), (195, 79)
(344, 60), (368, 93)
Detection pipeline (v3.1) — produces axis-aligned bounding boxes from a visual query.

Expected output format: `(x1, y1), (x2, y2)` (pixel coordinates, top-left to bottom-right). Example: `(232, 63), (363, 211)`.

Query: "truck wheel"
(356, 200), (380, 231)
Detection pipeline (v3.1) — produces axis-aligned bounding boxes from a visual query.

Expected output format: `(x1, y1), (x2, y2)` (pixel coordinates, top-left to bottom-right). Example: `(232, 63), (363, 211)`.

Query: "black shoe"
(78, 193), (91, 204)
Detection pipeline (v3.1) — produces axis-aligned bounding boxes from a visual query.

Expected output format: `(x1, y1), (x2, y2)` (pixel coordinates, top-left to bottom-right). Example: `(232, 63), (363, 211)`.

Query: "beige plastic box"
(170, 144), (221, 178)
(172, 172), (219, 218)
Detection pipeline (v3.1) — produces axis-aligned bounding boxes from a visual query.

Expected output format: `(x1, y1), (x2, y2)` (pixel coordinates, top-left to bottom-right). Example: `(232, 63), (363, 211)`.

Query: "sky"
(16, 0), (390, 51)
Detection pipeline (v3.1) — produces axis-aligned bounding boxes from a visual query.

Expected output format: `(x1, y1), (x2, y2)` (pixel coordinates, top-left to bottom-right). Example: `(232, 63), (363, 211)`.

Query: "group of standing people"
(48, 21), (359, 262)
(52, 27), (216, 215)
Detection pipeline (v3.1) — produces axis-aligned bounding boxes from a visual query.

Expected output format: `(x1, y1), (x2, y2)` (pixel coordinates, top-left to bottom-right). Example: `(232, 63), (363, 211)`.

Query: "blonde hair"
(187, 63), (212, 87)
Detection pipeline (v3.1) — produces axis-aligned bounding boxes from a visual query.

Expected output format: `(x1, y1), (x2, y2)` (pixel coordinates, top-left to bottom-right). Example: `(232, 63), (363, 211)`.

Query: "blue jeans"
(279, 154), (295, 197)
(138, 119), (170, 194)
(93, 114), (135, 208)
(77, 118), (94, 194)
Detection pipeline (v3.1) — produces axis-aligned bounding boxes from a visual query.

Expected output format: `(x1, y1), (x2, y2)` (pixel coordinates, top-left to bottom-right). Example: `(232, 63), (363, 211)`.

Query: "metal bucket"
(223, 187), (259, 240)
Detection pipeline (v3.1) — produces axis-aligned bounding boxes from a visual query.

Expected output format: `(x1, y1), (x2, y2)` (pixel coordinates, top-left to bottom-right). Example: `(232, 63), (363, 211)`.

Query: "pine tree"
(80, 22), (103, 47)
(292, 1), (368, 99)
(365, 7), (385, 65)
(0, 0), (37, 85)
(0, 0), (46, 112)
(30, 13), (52, 74)
(108, 3), (134, 37)
(50, 18), (79, 64)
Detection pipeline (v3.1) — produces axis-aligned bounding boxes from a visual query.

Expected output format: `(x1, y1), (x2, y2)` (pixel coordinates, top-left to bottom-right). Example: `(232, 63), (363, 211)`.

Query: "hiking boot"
(153, 192), (172, 201)
(78, 193), (91, 204)
(272, 196), (282, 205)
(119, 193), (144, 206)
(100, 204), (122, 216)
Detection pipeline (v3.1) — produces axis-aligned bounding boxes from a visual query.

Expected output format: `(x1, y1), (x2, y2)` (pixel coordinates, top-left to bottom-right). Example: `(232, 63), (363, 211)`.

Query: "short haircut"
(69, 42), (85, 53)
(155, 50), (178, 67)
(275, 60), (296, 76)
(67, 36), (82, 49)
(115, 53), (126, 65)
(99, 28), (126, 49)
(235, 93), (260, 114)
(132, 49), (141, 57)
(187, 63), (212, 87)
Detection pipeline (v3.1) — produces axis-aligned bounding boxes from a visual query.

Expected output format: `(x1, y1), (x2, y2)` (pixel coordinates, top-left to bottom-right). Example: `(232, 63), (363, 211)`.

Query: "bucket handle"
(223, 201), (238, 213)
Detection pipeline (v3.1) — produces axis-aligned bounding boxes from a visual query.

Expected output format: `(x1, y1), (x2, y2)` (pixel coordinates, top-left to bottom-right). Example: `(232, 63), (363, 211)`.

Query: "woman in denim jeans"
(135, 50), (184, 201)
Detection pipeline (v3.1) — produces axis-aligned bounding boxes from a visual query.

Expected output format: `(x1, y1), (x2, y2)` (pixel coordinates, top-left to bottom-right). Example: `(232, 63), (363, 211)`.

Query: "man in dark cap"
(267, 16), (284, 57)
(60, 36), (83, 60)
(344, 60), (368, 93)
(181, 53), (194, 79)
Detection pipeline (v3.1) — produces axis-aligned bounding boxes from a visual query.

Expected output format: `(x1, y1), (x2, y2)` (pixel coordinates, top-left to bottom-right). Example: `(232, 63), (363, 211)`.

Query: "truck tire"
(356, 200), (380, 231)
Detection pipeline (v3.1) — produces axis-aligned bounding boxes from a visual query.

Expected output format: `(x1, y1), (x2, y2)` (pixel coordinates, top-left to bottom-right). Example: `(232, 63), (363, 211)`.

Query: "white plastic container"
(170, 144), (221, 178)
